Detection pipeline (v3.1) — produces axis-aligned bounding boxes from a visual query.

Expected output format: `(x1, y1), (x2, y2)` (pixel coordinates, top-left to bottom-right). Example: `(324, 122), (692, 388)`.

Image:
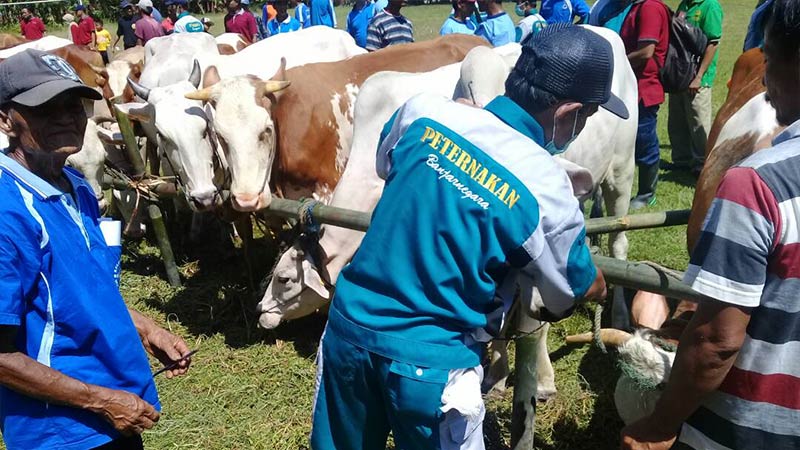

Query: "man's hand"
(620, 416), (677, 450)
(585, 267), (607, 302)
(688, 76), (702, 96)
(88, 385), (160, 436)
(141, 326), (192, 379)
(128, 309), (192, 378)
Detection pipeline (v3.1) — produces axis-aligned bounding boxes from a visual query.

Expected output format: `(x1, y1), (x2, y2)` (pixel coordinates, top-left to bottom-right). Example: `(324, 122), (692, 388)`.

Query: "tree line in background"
(0, 0), (221, 29)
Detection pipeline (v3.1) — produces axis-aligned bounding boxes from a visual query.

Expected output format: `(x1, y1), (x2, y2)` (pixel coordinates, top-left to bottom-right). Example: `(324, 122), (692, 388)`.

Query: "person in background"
(114, 1), (138, 50)
(347, 0), (375, 46)
(310, 0), (336, 27)
(20, 7), (46, 41)
(266, 0), (301, 35)
(259, 1), (277, 37)
(621, 0), (669, 209)
(515, 0), (546, 41)
(440, 0), (477, 35)
(135, 0), (163, 23)
(295, 0), (311, 27)
(63, 13), (79, 43)
(161, 0), (176, 34)
(95, 19), (112, 63)
(202, 16), (214, 32)
(135, 0), (165, 45)
(172, 0), (205, 32)
(540, 0), (589, 24)
(475, 0), (515, 46)
(73, 5), (96, 49)
(621, 2), (800, 448)
(0, 48), (193, 450)
(743, 0), (773, 50)
(310, 24), (614, 450)
(664, 0), (723, 176)
(588, 0), (633, 33)
(225, 0), (258, 42)
(365, 0), (413, 51)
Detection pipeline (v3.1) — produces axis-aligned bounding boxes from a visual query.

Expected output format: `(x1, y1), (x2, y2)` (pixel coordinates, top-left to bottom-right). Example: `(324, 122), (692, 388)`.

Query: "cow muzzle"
(189, 188), (219, 211)
(231, 190), (272, 212)
(256, 299), (284, 329)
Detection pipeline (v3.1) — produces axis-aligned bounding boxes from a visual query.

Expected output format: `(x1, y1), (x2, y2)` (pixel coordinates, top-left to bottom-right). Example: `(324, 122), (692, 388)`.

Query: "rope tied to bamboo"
(298, 198), (321, 235)
(594, 304), (607, 354)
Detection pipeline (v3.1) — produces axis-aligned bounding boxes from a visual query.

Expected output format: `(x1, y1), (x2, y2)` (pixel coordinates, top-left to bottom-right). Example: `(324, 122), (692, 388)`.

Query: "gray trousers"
(667, 87), (713, 169)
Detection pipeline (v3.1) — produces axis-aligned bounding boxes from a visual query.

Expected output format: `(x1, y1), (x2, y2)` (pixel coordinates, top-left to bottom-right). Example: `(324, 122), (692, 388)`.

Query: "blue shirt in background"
(440, 15), (478, 35)
(373, 0), (389, 12)
(151, 6), (163, 22)
(475, 12), (516, 46)
(310, 0), (336, 27)
(267, 14), (302, 35)
(295, 2), (311, 27)
(347, 2), (375, 47)
(0, 154), (160, 450)
(540, 0), (590, 24)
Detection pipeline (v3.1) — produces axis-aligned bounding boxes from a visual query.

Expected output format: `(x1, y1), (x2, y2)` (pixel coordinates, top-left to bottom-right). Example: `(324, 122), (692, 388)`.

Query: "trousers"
(310, 326), (485, 450)
(668, 87), (713, 169)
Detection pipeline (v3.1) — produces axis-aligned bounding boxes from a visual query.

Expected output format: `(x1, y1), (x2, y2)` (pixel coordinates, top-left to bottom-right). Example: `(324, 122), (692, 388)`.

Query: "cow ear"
(301, 258), (330, 300)
(130, 62), (142, 79)
(203, 65), (221, 89)
(270, 57), (287, 83)
(96, 127), (124, 146)
(553, 157), (594, 202)
(115, 102), (154, 124)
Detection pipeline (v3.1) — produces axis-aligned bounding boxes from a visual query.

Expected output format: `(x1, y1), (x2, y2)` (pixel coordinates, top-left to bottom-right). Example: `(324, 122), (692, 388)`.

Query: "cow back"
(50, 44), (105, 88)
(272, 34), (489, 192)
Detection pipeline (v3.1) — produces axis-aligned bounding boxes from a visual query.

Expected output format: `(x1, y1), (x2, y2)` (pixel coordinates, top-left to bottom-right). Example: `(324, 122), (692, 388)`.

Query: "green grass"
(4, 1), (754, 448)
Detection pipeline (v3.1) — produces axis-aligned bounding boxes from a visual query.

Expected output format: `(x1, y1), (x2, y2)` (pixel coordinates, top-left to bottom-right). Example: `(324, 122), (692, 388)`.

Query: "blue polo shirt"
(0, 153), (159, 450)
(439, 15), (478, 35)
(329, 94), (595, 370)
(540, 0), (590, 24)
(267, 15), (302, 35)
(294, 2), (311, 27)
(475, 12), (516, 46)
(310, 0), (336, 27)
(347, 2), (375, 47)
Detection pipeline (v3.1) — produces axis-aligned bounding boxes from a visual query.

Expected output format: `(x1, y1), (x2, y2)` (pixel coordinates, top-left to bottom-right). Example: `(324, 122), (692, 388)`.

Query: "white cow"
(141, 32), (220, 88)
(257, 26), (636, 326)
(101, 46), (145, 102)
(0, 36), (72, 59)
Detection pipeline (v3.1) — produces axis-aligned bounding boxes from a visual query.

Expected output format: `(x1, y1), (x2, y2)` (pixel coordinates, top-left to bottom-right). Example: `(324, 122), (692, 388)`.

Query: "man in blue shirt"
(311, 24), (622, 450)
(0, 50), (192, 450)
(440, 0), (478, 35)
(540, 0), (590, 24)
(294, 0), (311, 27)
(310, 0), (336, 27)
(267, 0), (302, 35)
(475, 0), (516, 45)
(347, 0), (375, 47)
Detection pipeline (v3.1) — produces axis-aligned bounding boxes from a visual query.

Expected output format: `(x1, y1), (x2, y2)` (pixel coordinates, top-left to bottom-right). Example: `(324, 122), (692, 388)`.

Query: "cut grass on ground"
(1, 1), (754, 448)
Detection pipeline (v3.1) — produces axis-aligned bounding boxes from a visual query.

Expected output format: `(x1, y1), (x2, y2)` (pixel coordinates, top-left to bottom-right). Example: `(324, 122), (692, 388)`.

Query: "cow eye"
(277, 276), (290, 284)
(259, 129), (272, 142)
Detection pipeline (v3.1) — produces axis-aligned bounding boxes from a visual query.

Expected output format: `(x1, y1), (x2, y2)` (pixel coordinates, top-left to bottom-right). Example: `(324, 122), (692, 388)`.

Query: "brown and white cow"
(185, 34), (490, 211)
(0, 33), (25, 50)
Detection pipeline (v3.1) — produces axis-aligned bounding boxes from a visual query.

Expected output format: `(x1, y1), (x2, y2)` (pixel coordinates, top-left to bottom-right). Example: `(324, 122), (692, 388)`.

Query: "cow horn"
(188, 59), (201, 89)
(185, 87), (213, 101)
(565, 329), (633, 347)
(127, 77), (150, 101)
(263, 80), (291, 94)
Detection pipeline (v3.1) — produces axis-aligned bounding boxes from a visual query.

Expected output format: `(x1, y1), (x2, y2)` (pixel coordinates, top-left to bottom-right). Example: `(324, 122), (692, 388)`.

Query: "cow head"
(67, 118), (124, 212)
(256, 241), (331, 329)
(117, 60), (223, 211)
(185, 58), (291, 212)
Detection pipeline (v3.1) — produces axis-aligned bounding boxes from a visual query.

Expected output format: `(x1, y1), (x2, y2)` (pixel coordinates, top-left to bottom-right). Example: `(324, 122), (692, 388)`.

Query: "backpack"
(657, 4), (709, 93)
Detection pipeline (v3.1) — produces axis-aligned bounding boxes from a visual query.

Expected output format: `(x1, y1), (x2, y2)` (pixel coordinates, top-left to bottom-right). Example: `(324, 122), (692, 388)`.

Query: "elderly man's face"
(764, 31), (800, 126)
(0, 92), (88, 159)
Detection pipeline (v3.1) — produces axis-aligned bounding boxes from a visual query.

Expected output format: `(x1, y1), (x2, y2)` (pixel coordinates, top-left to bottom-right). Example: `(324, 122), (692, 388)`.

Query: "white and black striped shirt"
(365, 9), (413, 51)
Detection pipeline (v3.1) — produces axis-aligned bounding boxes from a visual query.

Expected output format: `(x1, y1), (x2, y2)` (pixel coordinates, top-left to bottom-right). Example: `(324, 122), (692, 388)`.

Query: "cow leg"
(601, 176), (631, 261)
(533, 322), (556, 402)
(482, 340), (510, 395)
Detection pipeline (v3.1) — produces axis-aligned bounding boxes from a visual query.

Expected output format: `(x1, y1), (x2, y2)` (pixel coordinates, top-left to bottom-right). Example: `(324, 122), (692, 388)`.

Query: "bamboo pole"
(113, 106), (182, 288)
(585, 209), (690, 235)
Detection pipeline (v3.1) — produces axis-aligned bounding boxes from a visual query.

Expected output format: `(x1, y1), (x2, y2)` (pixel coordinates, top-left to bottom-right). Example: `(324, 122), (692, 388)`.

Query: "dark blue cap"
(73, 4), (85, 10)
(516, 23), (629, 119)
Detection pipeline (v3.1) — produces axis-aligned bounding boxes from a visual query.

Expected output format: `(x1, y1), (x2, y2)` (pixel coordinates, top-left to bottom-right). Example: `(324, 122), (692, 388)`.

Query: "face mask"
(544, 109), (580, 155)
(514, 4), (526, 16)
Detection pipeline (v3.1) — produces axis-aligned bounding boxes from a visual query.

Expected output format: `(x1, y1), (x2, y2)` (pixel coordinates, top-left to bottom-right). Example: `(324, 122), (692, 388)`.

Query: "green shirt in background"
(678, 0), (724, 87)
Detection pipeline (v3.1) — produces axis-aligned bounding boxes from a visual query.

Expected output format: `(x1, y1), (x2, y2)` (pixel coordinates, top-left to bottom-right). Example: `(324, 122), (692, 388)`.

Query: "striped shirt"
(679, 119), (800, 450)
(365, 9), (414, 51)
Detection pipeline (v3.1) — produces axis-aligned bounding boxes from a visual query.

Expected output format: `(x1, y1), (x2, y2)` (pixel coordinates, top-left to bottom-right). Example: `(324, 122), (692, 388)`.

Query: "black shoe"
(660, 160), (690, 171)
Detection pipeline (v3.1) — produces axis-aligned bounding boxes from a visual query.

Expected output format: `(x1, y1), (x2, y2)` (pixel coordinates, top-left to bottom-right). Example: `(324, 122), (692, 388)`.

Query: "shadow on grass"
(123, 215), (326, 353)
(661, 169), (699, 189)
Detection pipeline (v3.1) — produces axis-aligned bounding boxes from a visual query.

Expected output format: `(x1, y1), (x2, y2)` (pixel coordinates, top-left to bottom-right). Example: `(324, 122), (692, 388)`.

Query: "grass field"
(4, 1), (754, 448)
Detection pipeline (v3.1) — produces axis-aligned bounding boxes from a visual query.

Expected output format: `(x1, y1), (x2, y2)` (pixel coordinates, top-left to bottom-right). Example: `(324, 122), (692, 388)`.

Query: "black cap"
(0, 49), (102, 107)
(516, 23), (629, 119)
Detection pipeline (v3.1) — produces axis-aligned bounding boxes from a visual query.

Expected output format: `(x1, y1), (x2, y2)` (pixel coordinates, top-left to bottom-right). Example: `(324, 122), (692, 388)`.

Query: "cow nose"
(231, 193), (260, 211)
(190, 189), (217, 210)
